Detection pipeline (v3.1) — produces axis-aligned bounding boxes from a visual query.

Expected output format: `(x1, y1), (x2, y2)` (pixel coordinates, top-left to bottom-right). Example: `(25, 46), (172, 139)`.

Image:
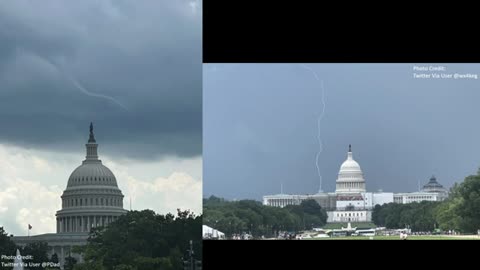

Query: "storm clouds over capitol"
(204, 64), (480, 200)
(0, 0), (202, 159)
(0, 0), (202, 237)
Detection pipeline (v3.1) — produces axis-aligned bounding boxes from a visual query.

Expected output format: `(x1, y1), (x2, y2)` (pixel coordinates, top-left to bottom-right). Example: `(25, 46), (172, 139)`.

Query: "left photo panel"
(0, 1), (202, 269)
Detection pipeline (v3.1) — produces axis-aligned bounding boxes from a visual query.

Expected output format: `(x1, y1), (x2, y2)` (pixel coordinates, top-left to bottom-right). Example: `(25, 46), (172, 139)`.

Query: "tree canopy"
(73, 209), (202, 270)
(203, 196), (327, 238)
(0, 227), (17, 269)
(373, 168), (480, 234)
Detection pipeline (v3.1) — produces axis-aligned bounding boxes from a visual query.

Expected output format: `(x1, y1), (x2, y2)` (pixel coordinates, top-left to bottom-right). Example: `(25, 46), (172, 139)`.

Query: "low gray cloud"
(0, 0), (201, 159)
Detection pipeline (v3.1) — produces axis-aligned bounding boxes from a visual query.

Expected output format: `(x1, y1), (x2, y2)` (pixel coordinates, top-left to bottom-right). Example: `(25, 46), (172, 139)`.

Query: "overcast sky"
(204, 64), (480, 200)
(0, 0), (202, 236)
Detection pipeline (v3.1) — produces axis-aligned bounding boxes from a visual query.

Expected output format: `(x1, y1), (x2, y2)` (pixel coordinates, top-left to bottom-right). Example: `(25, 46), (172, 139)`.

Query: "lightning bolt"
(41, 56), (129, 111)
(66, 74), (129, 111)
(300, 64), (325, 193)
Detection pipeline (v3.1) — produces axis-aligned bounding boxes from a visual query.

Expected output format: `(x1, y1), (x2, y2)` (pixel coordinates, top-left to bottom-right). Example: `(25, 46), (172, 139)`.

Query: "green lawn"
(305, 235), (480, 240)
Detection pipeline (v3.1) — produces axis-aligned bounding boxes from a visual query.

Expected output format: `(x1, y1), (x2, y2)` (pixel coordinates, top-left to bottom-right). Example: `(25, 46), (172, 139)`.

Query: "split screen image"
(1, 1), (480, 269)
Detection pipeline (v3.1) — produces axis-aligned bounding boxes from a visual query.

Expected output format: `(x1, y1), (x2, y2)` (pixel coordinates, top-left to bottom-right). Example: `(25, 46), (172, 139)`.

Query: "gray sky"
(204, 64), (480, 200)
(0, 0), (202, 236)
(0, 0), (202, 159)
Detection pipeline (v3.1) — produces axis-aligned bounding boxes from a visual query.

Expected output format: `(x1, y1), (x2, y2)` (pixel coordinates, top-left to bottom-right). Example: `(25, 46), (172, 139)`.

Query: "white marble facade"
(263, 145), (449, 223)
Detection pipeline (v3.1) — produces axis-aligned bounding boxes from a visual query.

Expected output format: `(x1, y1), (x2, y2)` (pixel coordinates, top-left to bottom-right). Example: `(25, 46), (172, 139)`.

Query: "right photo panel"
(203, 63), (480, 240)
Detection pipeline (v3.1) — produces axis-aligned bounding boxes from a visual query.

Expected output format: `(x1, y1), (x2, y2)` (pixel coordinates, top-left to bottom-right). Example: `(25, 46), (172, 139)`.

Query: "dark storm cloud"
(204, 64), (480, 200)
(0, 0), (201, 159)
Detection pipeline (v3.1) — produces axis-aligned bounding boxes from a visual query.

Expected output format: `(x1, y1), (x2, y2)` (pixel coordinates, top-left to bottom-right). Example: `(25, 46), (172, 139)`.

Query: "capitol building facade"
(263, 145), (448, 223)
(11, 123), (127, 268)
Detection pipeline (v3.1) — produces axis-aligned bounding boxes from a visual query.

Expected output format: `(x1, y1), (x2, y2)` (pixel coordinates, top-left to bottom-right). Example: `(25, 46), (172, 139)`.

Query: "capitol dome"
(67, 163), (118, 188)
(56, 123), (127, 234)
(336, 145), (366, 193)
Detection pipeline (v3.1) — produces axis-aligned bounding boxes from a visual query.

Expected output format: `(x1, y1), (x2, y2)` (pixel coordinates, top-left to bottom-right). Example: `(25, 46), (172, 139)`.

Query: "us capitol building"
(11, 123), (127, 267)
(263, 145), (448, 223)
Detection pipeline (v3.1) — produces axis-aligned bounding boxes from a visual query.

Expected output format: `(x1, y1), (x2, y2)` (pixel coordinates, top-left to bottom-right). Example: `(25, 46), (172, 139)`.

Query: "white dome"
(56, 123), (127, 234)
(336, 145), (366, 193)
(339, 157), (362, 173)
(67, 161), (118, 188)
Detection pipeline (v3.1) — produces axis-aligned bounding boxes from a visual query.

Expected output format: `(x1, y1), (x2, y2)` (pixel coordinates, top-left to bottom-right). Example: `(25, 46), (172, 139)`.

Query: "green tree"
(300, 199), (328, 228)
(65, 255), (77, 270)
(204, 197), (329, 238)
(0, 227), (17, 270)
(74, 209), (201, 270)
(435, 199), (461, 231)
(372, 204), (384, 226)
(372, 202), (440, 231)
(49, 253), (61, 269)
(51, 253), (59, 264)
(456, 171), (480, 233)
(21, 241), (49, 267)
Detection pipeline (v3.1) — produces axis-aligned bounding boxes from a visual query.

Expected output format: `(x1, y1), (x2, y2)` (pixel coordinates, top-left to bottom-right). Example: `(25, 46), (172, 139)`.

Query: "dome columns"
(56, 214), (121, 233)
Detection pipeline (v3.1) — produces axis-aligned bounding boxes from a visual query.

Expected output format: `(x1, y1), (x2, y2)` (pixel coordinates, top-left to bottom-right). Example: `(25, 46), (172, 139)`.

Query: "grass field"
(305, 235), (480, 240)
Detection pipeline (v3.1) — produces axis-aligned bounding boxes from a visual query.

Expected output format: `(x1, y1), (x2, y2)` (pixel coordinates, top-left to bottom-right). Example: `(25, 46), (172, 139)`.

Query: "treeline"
(373, 169), (480, 233)
(203, 197), (327, 238)
(74, 209), (202, 270)
(0, 209), (202, 270)
(372, 201), (439, 232)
